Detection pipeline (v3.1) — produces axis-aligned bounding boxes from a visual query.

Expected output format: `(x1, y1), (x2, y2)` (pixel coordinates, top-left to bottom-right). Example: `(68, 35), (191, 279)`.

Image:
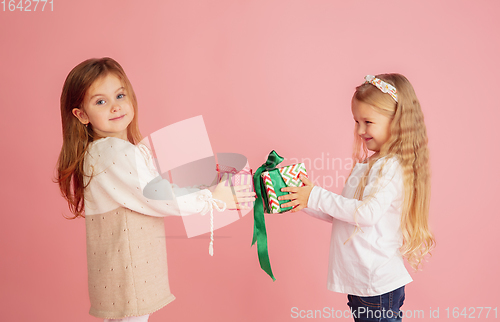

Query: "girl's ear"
(72, 108), (89, 125)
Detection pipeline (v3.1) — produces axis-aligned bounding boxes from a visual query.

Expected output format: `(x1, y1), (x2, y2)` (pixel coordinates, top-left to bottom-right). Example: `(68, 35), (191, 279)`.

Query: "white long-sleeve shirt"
(83, 136), (211, 217)
(304, 156), (412, 296)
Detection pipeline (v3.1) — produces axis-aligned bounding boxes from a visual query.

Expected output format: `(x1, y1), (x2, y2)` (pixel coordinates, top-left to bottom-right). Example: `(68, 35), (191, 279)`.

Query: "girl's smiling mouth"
(110, 115), (125, 121)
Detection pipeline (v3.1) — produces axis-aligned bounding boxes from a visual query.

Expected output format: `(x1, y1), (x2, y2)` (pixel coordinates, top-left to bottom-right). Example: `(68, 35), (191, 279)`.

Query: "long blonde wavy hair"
(55, 58), (143, 219)
(351, 73), (435, 270)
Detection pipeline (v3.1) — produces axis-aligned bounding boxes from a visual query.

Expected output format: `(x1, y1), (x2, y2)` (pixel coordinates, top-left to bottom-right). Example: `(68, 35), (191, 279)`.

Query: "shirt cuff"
(307, 185), (323, 210)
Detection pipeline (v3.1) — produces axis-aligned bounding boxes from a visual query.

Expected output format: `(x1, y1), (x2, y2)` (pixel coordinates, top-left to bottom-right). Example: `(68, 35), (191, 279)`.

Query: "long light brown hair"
(56, 58), (142, 219)
(351, 73), (435, 270)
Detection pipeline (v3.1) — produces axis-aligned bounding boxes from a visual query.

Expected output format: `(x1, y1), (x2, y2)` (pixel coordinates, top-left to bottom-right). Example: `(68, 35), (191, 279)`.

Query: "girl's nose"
(357, 124), (365, 136)
(111, 102), (121, 112)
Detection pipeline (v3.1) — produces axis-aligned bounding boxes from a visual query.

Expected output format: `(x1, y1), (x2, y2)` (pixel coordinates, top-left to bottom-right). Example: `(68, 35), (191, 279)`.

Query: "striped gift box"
(261, 163), (308, 214)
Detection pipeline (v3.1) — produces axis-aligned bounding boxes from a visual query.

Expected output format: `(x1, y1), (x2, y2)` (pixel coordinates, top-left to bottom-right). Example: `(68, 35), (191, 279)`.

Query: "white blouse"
(305, 156), (412, 296)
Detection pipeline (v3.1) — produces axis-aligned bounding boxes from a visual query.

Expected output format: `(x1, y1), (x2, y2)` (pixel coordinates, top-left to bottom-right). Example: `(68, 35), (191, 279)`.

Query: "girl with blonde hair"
(281, 73), (435, 322)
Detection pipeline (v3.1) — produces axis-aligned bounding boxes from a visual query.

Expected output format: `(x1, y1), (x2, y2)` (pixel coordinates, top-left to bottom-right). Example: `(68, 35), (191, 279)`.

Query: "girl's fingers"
(280, 201), (297, 208)
(280, 202), (290, 208)
(281, 199), (307, 210)
(234, 190), (256, 195)
(233, 192), (256, 201)
(281, 186), (298, 193)
(233, 185), (253, 192)
(278, 193), (295, 201)
(233, 185), (254, 193)
(237, 195), (255, 200)
(236, 197), (256, 202)
(300, 175), (312, 186)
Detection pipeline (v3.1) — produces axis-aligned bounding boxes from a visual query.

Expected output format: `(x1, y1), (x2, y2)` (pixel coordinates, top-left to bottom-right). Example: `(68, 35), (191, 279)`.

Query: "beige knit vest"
(86, 207), (175, 319)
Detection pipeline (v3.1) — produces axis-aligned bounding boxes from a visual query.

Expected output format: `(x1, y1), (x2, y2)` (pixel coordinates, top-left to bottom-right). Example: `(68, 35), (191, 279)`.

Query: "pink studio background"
(1, 1), (499, 321)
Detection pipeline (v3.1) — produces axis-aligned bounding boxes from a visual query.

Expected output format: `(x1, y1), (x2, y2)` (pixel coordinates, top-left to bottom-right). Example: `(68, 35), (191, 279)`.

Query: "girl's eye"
(117, 93), (126, 99)
(366, 121), (372, 124)
(96, 99), (105, 105)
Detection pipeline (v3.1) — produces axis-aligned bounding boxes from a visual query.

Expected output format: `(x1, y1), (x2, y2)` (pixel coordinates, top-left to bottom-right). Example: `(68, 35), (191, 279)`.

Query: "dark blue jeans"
(347, 286), (405, 322)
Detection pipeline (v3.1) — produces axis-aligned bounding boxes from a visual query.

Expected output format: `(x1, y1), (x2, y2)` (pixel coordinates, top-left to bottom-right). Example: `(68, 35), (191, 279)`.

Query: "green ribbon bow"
(252, 150), (284, 281)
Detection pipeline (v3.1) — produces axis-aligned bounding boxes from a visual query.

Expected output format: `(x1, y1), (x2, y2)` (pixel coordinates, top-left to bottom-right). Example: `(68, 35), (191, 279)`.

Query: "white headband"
(364, 75), (398, 102)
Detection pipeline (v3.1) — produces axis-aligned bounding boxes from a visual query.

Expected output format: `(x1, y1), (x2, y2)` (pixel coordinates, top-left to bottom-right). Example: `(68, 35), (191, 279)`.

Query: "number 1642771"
(2, 0), (53, 11)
